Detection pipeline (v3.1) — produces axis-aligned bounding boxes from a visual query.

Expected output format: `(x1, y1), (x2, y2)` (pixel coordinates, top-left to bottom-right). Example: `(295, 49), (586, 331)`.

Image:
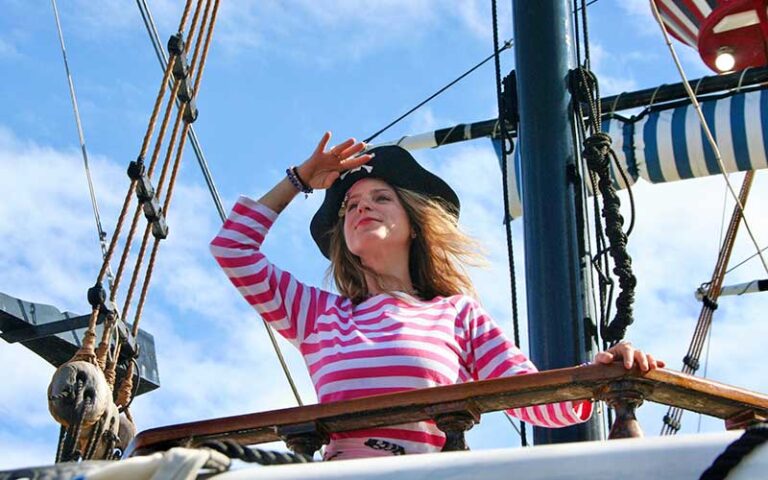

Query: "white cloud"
(588, 42), (640, 96)
(213, 0), (440, 62)
(0, 37), (20, 59)
(55, 0), (179, 39)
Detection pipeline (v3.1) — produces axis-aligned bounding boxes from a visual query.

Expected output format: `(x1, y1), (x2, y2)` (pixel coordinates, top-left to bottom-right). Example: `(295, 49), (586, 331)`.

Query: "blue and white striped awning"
(502, 87), (768, 219)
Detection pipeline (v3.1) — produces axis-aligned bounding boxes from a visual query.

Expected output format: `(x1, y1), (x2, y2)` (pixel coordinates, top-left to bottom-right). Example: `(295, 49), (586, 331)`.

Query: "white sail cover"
(502, 87), (768, 219)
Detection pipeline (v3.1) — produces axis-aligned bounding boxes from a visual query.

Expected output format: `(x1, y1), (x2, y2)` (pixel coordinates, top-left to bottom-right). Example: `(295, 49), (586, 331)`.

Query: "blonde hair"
(327, 186), (484, 304)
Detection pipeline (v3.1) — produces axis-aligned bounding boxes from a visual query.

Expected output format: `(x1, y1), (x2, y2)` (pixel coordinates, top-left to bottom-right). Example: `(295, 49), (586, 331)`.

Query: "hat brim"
(310, 145), (460, 259)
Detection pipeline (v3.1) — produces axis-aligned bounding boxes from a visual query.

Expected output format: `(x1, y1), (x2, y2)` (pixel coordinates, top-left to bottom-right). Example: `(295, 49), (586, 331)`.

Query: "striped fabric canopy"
(652, 0), (721, 48)
(501, 87), (768, 219)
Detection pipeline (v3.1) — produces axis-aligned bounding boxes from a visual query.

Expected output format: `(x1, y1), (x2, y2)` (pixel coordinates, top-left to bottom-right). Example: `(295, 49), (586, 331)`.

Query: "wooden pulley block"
(48, 360), (110, 428)
(117, 413), (137, 453)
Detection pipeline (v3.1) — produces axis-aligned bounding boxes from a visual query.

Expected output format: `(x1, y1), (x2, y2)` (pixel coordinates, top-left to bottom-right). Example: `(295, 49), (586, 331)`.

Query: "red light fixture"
(653, 0), (768, 73)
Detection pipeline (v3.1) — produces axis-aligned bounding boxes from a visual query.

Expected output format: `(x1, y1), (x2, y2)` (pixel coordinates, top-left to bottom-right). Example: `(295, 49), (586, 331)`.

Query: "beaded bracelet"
(286, 166), (313, 197)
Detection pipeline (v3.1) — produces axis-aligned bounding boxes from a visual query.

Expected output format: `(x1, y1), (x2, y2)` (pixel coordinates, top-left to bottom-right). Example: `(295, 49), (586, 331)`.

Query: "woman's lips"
(356, 217), (378, 228)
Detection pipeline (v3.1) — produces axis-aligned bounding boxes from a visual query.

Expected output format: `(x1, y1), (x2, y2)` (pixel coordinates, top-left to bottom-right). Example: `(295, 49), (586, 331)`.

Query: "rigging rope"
(570, 0), (638, 350)
(115, 0), (222, 407)
(582, 135), (637, 344)
(101, 0), (208, 382)
(649, 0), (768, 276)
(135, 0), (303, 406)
(697, 324), (713, 433)
(51, 0), (227, 462)
(50, 0), (115, 292)
(726, 245), (768, 275)
(491, 0), (527, 448)
(571, 0), (629, 432)
(661, 171), (756, 436)
(363, 38), (513, 144)
(135, 0), (226, 220)
(74, 0), (197, 365)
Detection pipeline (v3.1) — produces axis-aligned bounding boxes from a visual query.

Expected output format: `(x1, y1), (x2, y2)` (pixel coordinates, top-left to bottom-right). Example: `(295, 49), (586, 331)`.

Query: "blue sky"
(1, 0), (767, 469)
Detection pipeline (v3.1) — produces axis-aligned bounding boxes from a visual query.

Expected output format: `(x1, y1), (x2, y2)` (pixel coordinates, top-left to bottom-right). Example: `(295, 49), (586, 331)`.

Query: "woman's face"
(342, 178), (412, 258)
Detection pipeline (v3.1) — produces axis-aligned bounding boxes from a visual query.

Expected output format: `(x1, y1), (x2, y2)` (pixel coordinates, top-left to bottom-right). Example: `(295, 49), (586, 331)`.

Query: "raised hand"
(297, 132), (374, 190)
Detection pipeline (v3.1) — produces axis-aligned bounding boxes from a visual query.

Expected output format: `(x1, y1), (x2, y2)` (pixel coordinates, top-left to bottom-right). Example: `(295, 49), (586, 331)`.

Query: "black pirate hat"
(310, 145), (460, 258)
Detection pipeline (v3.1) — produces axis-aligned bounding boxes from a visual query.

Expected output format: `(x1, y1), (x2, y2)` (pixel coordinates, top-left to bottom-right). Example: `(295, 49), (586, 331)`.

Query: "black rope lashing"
(700, 424), (768, 480)
(702, 295), (719, 311)
(583, 133), (636, 344)
(683, 354), (701, 372)
(199, 439), (313, 465)
(662, 414), (681, 432)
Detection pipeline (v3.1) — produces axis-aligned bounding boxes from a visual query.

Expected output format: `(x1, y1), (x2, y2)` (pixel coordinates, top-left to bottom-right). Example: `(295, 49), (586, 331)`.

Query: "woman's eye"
(375, 195), (391, 203)
(347, 202), (358, 212)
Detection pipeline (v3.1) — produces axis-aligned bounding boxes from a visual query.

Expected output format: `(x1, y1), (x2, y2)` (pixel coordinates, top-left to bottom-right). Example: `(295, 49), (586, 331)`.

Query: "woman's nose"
(356, 198), (372, 212)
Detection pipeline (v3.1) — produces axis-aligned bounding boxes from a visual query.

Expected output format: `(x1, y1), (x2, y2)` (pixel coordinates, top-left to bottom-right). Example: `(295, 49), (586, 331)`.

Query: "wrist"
(296, 163), (315, 188)
(286, 166), (313, 196)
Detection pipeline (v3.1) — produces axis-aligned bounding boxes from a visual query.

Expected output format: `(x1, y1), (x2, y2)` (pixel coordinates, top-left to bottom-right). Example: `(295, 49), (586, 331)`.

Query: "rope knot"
(570, 66), (599, 104)
(583, 132), (612, 168)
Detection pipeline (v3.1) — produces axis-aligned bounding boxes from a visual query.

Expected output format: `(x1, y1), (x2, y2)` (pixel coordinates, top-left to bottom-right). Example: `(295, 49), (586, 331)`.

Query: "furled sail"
(500, 86), (768, 220)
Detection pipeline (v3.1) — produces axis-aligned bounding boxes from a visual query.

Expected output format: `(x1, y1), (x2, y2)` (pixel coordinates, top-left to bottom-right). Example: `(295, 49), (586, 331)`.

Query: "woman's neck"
(361, 251), (414, 296)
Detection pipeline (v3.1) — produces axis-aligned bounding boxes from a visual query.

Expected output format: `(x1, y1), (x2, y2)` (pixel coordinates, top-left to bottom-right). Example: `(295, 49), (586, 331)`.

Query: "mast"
(511, 0), (601, 443)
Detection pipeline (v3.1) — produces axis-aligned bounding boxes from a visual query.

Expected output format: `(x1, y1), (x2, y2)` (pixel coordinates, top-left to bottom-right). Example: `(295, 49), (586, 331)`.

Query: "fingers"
(593, 351), (614, 365)
(635, 349), (649, 372)
(613, 340), (635, 369)
(340, 152), (374, 170)
(593, 341), (665, 373)
(646, 353), (665, 369)
(314, 131), (332, 156)
(329, 138), (357, 158)
(337, 140), (368, 160)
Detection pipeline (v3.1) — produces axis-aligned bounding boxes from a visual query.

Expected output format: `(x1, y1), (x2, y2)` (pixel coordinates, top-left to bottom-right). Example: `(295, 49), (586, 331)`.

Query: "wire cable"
(50, 0), (116, 291)
(363, 38), (513, 144)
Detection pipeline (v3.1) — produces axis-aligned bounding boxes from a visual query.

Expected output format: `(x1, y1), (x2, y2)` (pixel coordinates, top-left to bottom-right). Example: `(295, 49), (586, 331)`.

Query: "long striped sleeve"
(211, 196), (590, 458)
(209, 196), (337, 347)
(456, 297), (593, 428)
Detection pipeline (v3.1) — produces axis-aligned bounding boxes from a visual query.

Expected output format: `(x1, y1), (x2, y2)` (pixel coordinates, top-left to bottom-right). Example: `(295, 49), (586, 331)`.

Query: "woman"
(210, 133), (663, 460)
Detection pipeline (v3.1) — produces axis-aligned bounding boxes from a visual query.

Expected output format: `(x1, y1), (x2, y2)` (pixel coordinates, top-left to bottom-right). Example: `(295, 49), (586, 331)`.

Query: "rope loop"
(736, 67), (752, 93)
(570, 66), (599, 105)
(700, 423), (768, 480)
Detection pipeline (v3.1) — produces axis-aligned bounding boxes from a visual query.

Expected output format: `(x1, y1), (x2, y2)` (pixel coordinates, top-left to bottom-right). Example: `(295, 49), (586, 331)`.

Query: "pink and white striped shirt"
(210, 196), (592, 459)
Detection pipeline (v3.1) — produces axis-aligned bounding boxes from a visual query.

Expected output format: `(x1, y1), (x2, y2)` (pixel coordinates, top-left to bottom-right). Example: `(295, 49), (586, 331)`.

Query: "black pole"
(512, 0), (600, 444)
(599, 66), (768, 113)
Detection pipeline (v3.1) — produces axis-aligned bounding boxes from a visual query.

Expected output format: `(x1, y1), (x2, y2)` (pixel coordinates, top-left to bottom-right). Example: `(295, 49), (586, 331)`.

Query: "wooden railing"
(125, 364), (768, 457)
